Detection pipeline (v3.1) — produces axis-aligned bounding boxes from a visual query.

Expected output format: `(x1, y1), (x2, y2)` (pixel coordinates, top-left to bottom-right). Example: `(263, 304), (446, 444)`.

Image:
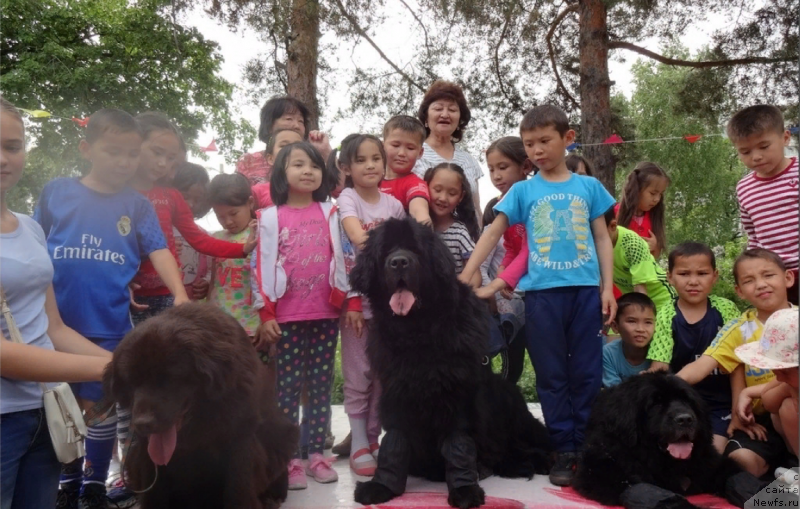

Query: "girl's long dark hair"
(617, 162), (670, 253)
(424, 163), (480, 242)
(270, 142), (331, 206)
(208, 173), (253, 209)
(339, 134), (386, 188)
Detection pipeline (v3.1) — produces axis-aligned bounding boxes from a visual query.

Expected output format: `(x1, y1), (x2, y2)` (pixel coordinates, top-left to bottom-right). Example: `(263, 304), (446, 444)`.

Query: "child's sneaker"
(287, 459), (307, 490)
(78, 483), (117, 509)
(306, 453), (338, 483)
(349, 448), (377, 477)
(106, 477), (137, 508)
(55, 485), (80, 509)
(549, 451), (577, 486)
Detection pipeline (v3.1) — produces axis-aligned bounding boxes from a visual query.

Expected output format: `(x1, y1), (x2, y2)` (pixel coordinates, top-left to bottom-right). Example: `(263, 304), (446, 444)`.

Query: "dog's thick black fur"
(349, 218), (552, 509)
(574, 373), (767, 509)
(104, 303), (298, 509)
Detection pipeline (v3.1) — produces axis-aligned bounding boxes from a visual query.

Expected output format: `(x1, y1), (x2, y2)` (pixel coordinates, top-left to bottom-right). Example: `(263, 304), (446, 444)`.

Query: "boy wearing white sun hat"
(736, 308), (799, 458)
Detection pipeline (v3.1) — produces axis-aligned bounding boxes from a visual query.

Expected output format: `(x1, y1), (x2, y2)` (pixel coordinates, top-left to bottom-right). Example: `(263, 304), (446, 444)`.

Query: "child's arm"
(737, 380), (779, 424)
(459, 213), (509, 285)
(645, 301), (674, 368)
(728, 364), (768, 441)
(676, 354), (719, 385)
(149, 249), (190, 305)
(602, 348), (623, 388)
(499, 226), (522, 269)
(591, 215), (616, 324)
(739, 202), (757, 249)
(341, 217), (368, 251)
(761, 380), (793, 415)
(498, 233), (528, 291)
(408, 197), (432, 227)
(172, 194), (253, 257)
(475, 278), (509, 300)
(0, 336), (109, 383)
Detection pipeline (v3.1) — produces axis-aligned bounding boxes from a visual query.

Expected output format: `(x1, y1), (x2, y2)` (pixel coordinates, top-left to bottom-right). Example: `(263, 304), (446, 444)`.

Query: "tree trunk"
(287, 0), (321, 131)
(578, 0), (614, 194)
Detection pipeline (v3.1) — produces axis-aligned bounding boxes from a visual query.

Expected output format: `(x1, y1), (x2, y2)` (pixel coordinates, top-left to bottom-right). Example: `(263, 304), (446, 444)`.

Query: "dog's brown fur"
(104, 303), (297, 509)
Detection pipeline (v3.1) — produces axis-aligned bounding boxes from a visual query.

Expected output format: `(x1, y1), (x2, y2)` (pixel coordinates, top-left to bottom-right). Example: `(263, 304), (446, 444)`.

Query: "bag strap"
(0, 284), (51, 394)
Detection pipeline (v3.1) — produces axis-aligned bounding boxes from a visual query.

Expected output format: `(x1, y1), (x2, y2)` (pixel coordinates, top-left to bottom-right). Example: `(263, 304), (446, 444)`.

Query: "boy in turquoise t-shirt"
(460, 105), (616, 486)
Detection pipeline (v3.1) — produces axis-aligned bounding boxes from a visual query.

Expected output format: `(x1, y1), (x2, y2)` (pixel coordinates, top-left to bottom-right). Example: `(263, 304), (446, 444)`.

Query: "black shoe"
(78, 483), (119, 509)
(331, 432), (352, 457)
(56, 485), (80, 509)
(549, 451), (577, 486)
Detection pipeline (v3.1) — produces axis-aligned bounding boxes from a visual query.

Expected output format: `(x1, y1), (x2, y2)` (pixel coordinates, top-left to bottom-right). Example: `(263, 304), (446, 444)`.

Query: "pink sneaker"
(305, 453), (338, 483)
(287, 459), (307, 490)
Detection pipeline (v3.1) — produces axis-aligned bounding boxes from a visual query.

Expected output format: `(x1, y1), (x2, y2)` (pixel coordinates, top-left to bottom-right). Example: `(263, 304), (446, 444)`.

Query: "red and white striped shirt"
(736, 157), (799, 270)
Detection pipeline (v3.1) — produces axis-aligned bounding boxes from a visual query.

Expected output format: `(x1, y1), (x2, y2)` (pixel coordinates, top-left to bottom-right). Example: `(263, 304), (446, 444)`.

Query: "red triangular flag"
(684, 135), (702, 144)
(71, 117), (89, 127)
(603, 134), (624, 144)
(200, 139), (217, 152)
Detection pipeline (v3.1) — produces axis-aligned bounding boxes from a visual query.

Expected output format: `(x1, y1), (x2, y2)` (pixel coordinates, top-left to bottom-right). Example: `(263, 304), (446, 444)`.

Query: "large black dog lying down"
(350, 218), (552, 509)
(104, 303), (298, 509)
(573, 373), (768, 509)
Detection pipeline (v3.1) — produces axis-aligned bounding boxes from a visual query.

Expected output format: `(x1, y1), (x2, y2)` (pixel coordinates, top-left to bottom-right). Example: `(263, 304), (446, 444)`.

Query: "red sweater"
(134, 187), (246, 297)
(500, 223), (526, 269)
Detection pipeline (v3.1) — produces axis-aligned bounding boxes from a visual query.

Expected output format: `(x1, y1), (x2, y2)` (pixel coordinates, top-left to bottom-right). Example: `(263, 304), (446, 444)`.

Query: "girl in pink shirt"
(337, 134), (406, 476)
(252, 141), (355, 489)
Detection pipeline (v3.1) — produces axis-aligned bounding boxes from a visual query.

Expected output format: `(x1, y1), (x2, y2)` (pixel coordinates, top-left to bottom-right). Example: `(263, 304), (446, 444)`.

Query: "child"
(33, 109), (188, 507)
(602, 293), (655, 387)
(736, 308), (799, 459)
(728, 105), (798, 305)
(566, 154), (594, 176)
(647, 242), (741, 452)
(129, 112), (255, 322)
(252, 141), (356, 489)
(336, 134), (406, 475)
(236, 96), (332, 186)
(677, 248), (796, 477)
(252, 128), (304, 209)
(423, 163), (481, 286)
(459, 104), (616, 486)
(605, 207), (677, 313)
(172, 161), (211, 300)
(379, 115), (432, 226)
(615, 162), (670, 259)
(206, 173), (266, 357)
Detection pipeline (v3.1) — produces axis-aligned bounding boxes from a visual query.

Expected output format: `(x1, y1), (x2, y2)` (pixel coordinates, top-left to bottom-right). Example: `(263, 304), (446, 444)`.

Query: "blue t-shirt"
(495, 173), (615, 291)
(1, 214), (57, 414)
(602, 339), (651, 387)
(34, 178), (166, 340)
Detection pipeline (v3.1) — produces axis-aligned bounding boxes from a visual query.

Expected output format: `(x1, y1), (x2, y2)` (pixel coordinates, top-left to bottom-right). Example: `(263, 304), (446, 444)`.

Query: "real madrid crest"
(117, 216), (132, 236)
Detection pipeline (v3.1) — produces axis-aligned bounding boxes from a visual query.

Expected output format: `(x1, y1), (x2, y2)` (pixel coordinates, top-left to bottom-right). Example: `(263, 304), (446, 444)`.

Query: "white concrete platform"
(281, 404), (737, 509)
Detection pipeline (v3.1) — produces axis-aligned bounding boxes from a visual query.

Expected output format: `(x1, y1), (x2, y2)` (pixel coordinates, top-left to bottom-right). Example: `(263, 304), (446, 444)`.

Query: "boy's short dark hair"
(520, 104), (570, 137)
(668, 242), (716, 272)
(383, 115), (426, 145)
(616, 292), (657, 318)
(733, 248), (787, 284)
(726, 105), (785, 142)
(604, 205), (617, 226)
(86, 109), (141, 144)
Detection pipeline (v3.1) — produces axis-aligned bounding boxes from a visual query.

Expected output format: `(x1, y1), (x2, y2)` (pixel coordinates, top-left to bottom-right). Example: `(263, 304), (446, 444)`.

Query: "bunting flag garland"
(71, 117), (90, 127)
(200, 139), (217, 152)
(683, 135), (702, 144)
(603, 134), (624, 144)
(790, 126), (799, 134)
(18, 108), (52, 118)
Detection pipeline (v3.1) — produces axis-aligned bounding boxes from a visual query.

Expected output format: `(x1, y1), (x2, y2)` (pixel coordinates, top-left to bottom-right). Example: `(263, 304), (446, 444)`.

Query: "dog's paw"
(448, 484), (485, 509)
(354, 481), (396, 505)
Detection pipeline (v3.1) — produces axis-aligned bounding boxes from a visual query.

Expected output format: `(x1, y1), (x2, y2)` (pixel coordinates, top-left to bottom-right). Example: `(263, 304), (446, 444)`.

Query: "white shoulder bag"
(1, 286), (87, 463)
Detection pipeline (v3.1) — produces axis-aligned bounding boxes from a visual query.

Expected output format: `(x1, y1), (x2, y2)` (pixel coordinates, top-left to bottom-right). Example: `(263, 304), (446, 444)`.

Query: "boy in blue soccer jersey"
(34, 109), (188, 508)
(460, 105), (616, 486)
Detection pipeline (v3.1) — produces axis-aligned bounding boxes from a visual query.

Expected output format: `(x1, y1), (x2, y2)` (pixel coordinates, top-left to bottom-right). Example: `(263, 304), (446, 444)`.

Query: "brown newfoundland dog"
(104, 303), (297, 509)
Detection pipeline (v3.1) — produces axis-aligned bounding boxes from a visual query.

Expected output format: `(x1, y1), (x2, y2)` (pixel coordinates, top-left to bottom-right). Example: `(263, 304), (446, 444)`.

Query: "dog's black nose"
(388, 254), (410, 270)
(674, 413), (694, 427)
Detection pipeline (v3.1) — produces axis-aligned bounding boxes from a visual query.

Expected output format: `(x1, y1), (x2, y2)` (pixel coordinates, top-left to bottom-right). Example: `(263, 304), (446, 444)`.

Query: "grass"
(331, 338), (538, 404)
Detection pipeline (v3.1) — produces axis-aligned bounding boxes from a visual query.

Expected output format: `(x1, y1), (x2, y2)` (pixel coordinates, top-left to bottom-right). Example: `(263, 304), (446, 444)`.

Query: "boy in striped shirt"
(728, 105), (798, 304)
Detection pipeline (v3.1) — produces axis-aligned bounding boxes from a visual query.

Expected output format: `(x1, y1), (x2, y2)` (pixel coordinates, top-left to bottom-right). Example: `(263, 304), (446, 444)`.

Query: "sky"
(184, 2), (721, 231)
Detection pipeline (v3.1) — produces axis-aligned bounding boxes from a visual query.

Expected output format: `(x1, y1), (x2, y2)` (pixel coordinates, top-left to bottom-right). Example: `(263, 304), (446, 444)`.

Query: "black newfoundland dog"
(573, 373), (767, 509)
(104, 303), (298, 509)
(350, 218), (552, 509)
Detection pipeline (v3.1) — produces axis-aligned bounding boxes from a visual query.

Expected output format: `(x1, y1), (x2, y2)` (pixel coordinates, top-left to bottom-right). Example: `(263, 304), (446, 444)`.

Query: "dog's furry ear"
(350, 227), (381, 295)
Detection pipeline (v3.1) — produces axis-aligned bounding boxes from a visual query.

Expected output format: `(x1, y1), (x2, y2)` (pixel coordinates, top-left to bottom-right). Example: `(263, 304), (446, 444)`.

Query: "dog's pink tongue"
(667, 441), (693, 460)
(147, 425), (177, 466)
(389, 289), (416, 316)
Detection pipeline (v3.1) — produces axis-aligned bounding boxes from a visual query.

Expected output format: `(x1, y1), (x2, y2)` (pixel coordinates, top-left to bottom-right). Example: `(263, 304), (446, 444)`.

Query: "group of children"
(1, 90), (797, 508)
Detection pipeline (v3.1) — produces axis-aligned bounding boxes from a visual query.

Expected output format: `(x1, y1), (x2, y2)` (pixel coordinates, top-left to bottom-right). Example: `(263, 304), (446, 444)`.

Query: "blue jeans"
(1, 408), (61, 509)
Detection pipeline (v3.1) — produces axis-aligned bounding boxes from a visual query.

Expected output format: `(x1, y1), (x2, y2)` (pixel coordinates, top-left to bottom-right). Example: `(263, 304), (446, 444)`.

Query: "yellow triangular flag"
(19, 108), (52, 118)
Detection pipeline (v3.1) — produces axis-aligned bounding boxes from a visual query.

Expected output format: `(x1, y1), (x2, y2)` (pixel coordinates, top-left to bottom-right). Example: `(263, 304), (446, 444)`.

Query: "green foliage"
(1, 0), (255, 213)
(615, 54), (749, 256)
(716, 237), (748, 308)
